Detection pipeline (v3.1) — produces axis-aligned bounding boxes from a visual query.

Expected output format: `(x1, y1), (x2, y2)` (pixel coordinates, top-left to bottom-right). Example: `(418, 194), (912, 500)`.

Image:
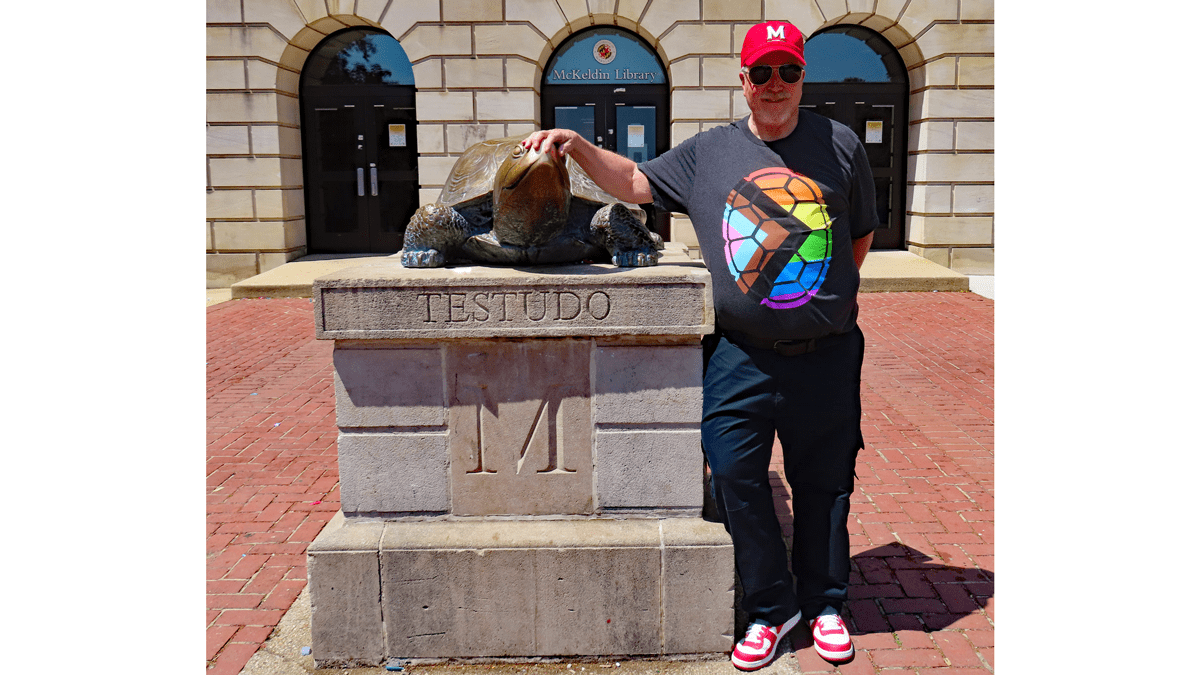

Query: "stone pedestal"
(308, 249), (733, 667)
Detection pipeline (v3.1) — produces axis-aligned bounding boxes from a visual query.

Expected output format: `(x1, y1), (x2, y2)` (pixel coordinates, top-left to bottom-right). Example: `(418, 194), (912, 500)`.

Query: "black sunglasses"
(743, 63), (804, 85)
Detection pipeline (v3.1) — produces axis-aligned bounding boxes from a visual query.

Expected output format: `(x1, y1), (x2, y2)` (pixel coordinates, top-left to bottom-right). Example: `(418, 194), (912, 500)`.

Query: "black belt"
(723, 328), (849, 356)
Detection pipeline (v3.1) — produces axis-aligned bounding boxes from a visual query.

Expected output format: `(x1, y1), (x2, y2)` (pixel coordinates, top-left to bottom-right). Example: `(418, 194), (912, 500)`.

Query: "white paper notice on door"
(627, 124), (645, 148)
(865, 120), (883, 144)
(389, 124), (407, 147)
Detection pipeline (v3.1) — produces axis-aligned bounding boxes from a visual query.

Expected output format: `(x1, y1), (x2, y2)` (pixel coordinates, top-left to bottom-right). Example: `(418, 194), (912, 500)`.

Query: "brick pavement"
(207, 292), (993, 674)
(207, 298), (341, 675)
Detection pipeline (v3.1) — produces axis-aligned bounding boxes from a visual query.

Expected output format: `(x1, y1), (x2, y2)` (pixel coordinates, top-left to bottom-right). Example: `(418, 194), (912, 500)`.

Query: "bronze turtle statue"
(398, 135), (662, 267)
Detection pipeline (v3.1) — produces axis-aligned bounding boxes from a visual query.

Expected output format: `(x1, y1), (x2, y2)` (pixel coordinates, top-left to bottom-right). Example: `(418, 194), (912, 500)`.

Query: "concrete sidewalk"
(206, 249), (994, 308)
(207, 291), (993, 675)
(213, 246), (980, 301)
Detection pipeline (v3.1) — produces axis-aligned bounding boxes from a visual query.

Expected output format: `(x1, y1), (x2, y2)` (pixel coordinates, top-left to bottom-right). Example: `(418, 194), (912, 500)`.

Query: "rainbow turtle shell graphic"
(721, 167), (833, 309)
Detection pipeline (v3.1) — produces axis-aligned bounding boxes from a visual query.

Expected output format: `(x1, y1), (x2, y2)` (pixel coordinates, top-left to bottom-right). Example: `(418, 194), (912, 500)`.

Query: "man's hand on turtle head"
(522, 129), (582, 158)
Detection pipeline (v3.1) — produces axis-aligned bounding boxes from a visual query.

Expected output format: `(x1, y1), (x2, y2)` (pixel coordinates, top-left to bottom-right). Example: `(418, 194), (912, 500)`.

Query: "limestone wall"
(896, 3), (995, 274)
(207, 0), (994, 285)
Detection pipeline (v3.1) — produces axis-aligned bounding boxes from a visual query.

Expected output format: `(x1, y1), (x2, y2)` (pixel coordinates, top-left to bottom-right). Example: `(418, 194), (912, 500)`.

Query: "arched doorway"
(540, 26), (670, 237)
(301, 28), (418, 253)
(800, 26), (908, 249)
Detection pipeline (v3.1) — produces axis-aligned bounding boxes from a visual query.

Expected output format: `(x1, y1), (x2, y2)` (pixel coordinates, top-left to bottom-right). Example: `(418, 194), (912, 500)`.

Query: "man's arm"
(852, 232), (873, 270)
(522, 129), (653, 204)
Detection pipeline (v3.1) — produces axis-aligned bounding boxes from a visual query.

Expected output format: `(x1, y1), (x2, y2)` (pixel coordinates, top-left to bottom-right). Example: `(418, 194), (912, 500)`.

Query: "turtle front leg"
(399, 204), (472, 268)
(590, 203), (661, 267)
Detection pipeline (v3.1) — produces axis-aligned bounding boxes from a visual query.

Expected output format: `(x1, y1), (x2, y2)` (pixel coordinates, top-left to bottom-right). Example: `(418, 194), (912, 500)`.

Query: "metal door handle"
(357, 168), (364, 196)
(370, 166), (378, 196)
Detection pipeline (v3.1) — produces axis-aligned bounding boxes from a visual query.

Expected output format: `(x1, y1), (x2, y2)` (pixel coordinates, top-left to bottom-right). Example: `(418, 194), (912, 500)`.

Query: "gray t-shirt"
(640, 112), (877, 341)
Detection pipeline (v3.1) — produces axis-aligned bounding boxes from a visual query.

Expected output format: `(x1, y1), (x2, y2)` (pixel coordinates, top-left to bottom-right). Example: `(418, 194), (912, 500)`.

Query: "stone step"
(309, 512), (734, 667)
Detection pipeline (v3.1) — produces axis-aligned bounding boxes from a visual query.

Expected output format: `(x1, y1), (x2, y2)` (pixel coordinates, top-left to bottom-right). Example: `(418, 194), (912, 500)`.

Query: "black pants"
(701, 327), (864, 626)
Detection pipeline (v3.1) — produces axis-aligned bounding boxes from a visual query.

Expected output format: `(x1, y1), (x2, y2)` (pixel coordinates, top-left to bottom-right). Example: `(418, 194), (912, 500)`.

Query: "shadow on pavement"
(847, 543), (993, 634)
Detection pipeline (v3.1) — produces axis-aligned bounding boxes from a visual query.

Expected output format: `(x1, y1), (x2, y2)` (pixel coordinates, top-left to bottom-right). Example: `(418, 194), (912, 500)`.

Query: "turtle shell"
(436, 134), (640, 215)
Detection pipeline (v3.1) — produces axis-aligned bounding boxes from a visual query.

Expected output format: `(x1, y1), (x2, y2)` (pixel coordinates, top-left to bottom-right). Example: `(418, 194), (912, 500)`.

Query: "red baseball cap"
(740, 21), (806, 66)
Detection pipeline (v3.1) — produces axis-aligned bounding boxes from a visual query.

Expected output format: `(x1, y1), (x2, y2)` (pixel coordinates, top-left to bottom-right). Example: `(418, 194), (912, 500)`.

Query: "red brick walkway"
(207, 292), (993, 674)
(206, 298), (341, 675)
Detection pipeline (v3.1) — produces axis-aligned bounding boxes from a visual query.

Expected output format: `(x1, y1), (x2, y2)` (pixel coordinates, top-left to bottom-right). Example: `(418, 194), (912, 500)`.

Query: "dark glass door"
(545, 85), (667, 155)
(305, 103), (363, 245)
(553, 101), (660, 169)
(800, 25), (908, 250)
(616, 105), (656, 163)
(801, 85), (907, 249)
(554, 104), (597, 146)
(543, 84), (669, 237)
(368, 98), (418, 252)
(303, 89), (417, 253)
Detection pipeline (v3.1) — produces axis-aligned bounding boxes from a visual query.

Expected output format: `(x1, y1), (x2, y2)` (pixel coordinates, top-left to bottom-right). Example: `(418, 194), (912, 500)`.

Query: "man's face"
(740, 51), (805, 130)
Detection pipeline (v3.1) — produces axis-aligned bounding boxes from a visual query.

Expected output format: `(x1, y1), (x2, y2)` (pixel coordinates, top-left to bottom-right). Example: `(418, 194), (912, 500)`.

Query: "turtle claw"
(400, 247), (446, 268)
(612, 250), (660, 267)
(592, 203), (662, 268)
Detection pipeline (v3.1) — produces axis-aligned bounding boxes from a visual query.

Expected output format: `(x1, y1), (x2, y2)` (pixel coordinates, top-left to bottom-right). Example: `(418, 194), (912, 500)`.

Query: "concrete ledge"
(229, 245), (697, 299)
(221, 246), (972, 298)
(308, 514), (734, 666)
(231, 253), (392, 299)
(205, 288), (232, 307)
(859, 250), (969, 292)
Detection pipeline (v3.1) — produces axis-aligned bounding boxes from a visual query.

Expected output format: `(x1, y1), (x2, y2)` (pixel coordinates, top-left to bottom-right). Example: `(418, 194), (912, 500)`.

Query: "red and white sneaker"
(809, 614), (854, 663)
(730, 612), (802, 671)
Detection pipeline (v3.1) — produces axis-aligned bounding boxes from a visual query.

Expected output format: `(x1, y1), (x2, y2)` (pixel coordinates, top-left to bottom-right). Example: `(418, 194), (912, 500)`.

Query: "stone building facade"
(206, 0), (994, 286)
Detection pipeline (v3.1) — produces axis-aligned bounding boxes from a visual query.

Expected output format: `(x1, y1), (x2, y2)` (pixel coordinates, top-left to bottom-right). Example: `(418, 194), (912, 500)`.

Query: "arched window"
(803, 25), (906, 84)
(302, 29), (415, 87)
(800, 26), (908, 249)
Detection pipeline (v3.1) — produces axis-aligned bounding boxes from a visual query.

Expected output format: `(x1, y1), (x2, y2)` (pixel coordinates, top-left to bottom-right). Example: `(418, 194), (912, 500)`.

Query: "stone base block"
(318, 257), (714, 519)
(309, 513), (735, 667)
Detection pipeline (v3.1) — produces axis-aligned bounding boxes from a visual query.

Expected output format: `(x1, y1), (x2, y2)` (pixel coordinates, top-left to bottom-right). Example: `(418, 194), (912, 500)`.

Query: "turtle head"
(492, 141), (573, 247)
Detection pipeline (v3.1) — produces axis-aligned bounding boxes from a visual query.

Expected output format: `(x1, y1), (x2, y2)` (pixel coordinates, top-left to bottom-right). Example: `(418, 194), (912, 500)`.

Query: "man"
(523, 20), (875, 670)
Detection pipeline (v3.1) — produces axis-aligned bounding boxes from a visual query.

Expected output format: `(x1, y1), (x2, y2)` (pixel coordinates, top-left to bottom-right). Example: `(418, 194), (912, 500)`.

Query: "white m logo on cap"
(767, 25), (786, 40)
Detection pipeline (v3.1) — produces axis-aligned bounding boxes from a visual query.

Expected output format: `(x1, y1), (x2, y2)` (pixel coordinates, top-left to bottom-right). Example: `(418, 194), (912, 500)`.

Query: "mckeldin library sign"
(549, 68), (660, 81)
